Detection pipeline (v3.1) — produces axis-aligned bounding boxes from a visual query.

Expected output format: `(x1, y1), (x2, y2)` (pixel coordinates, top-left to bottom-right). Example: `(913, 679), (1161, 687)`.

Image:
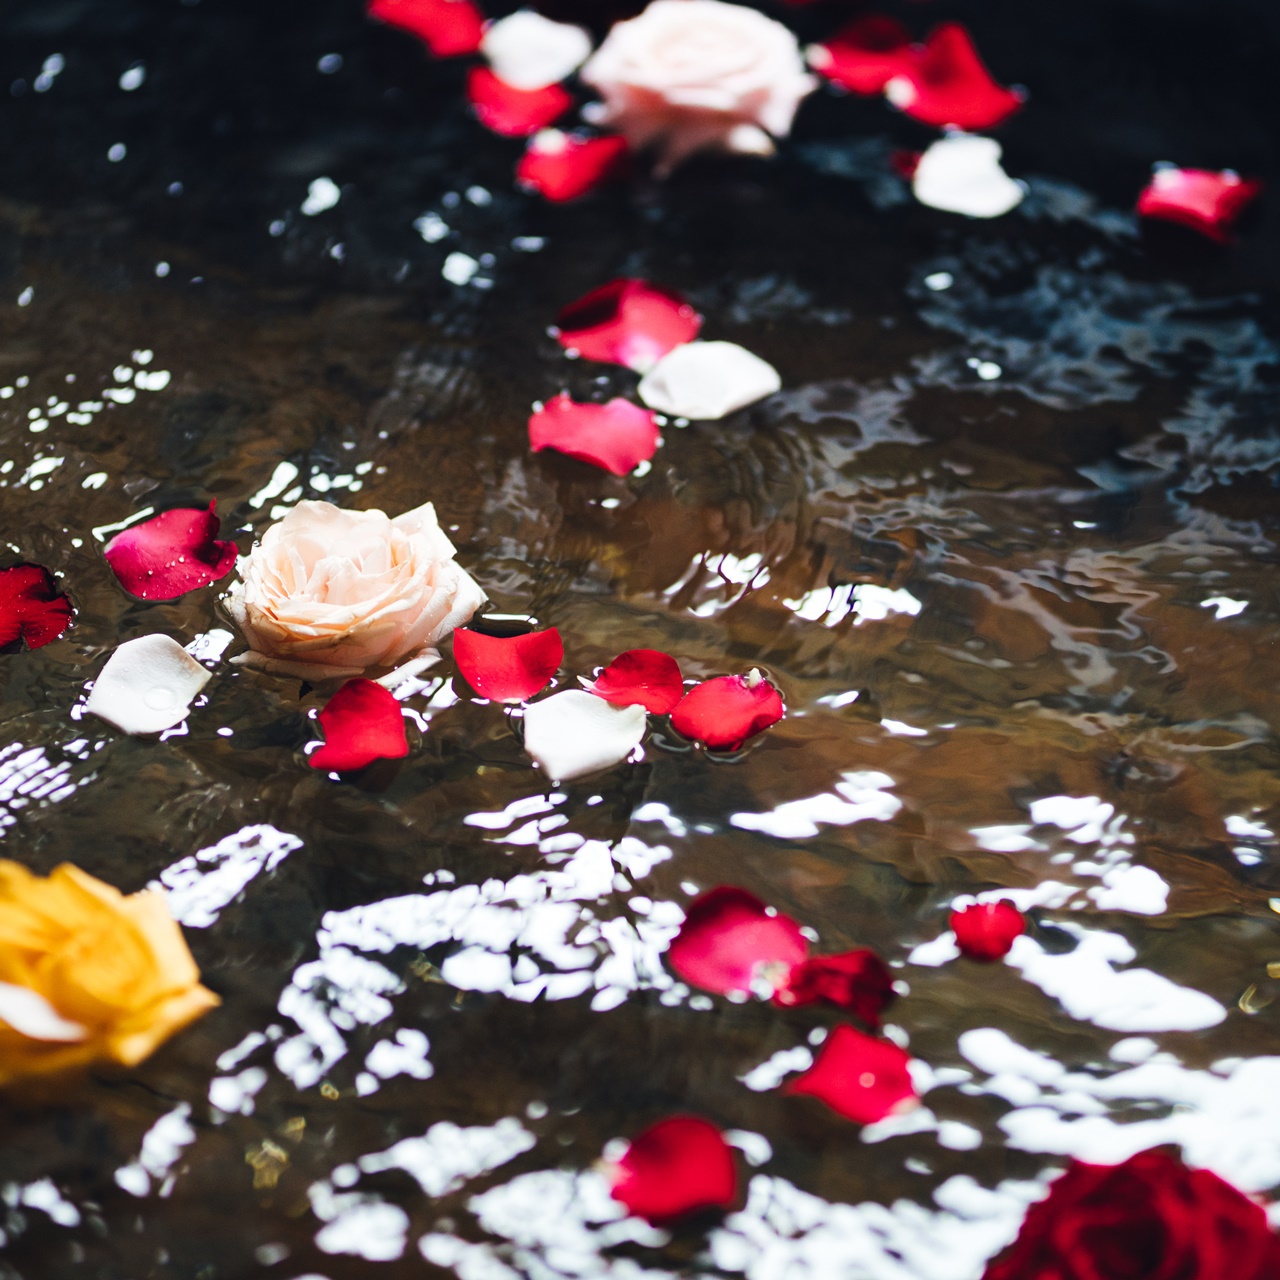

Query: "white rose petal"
(638, 341), (781, 419)
(481, 11), (593, 91)
(0, 981), (89, 1042)
(522, 690), (647, 782)
(85, 634), (212, 734)
(912, 134), (1024, 219)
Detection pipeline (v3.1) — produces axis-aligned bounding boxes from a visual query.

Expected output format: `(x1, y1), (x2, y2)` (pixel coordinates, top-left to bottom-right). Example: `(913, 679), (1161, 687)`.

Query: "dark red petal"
(467, 67), (573, 138)
(669, 672), (784, 751)
(310, 679), (410, 772)
(667, 886), (808, 996)
(890, 23), (1023, 132)
(811, 15), (915, 96)
(890, 149), (922, 181)
(528, 394), (660, 476)
(516, 132), (630, 203)
(786, 1024), (918, 1124)
(453, 627), (563, 702)
(1136, 169), (1262, 244)
(585, 648), (683, 714)
(607, 1116), (738, 1223)
(775, 949), (895, 1027)
(0, 564), (73, 651)
(555, 279), (701, 371)
(951, 900), (1025, 961)
(103, 502), (238, 601)
(366, 0), (485, 56)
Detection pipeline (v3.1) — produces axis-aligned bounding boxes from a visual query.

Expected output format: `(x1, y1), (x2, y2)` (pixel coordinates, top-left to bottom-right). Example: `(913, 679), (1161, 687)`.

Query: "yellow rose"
(0, 861), (219, 1086)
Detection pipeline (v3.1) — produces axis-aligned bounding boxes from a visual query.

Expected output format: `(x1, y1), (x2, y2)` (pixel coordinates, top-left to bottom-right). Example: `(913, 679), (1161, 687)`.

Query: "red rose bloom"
(984, 1148), (1280, 1280)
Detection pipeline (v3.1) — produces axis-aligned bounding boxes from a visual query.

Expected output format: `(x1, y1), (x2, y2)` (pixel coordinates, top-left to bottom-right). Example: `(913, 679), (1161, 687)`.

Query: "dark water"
(2, 1), (1280, 1277)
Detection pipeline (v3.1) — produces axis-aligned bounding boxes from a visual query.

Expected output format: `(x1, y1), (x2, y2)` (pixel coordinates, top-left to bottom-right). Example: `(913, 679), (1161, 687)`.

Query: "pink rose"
(580, 0), (815, 175)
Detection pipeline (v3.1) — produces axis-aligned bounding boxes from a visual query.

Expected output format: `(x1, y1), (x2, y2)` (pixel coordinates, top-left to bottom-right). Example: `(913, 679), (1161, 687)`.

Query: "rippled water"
(2, 1), (1280, 1277)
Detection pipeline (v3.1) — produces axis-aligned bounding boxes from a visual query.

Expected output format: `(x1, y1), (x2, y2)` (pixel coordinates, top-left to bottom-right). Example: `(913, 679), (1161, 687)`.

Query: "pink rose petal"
(786, 1024), (919, 1124)
(887, 23), (1023, 132)
(809, 15), (914, 96)
(366, 0), (485, 56)
(607, 1115), (738, 1223)
(666, 886), (808, 997)
(528, 394), (660, 476)
(453, 627), (563, 702)
(467, 67), (574, 137)
(517, 131), (630, 203)
(1137, 168), (1262, 244)
(950, 900), (1025, 961)
(584, 648), (683, 714)
(103, 502), (238, 601)
(0, 564), (74, 651)
(310, 679), (410, 772)
(555, 279), (701, 371)
(774, 950), (895, 1027)
(669, 671), (784, 751)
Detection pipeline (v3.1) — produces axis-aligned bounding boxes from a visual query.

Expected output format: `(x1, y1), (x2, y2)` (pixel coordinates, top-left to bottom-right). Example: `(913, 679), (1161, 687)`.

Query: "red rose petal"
(585, 648), (683, 714)
(810, 15), (915, 96)
(103, 502), (238, 601)
(0, 564), (73, 651)
(528, 394), (660, 476)
(555, 279), (701, 371)
(1136, 168), (1262, 244)
(310, 679), (410, 772)
(607, 1115), (738, 1223)
(890, 149), (922, 181)
(775, 949), (895, 1028)
(467, 67), (573, 138)
(888, 24), (1023, 132)
(667, 886), (809, 997)
(669, 672), (784, 751)
(366, 0), (484, 56)
(786, 1024), (919, 1124)
(951, 900), (1024, 961)
(453, 627), (563, 702)
(517, 131), (630, 203)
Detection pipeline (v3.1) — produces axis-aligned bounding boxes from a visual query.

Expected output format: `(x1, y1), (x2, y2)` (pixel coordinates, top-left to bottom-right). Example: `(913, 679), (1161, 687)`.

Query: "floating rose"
(775, 950), (895, 1025)
(528, 394), (660, 475)
(453, 627), (563, 702)
(366, 0), (485, 56)
(1137, 167), (1262, 244)
(605, 1115), (738, 1223)
(523, 688), (646, 781)
(637, 340), (781, 420)
(886, 24), (1022, 132)
(84, 635), (212, 735)
(103, 502), (238, 601)
(480, 11), (593, 91)
(912, 134), (1023, 218)
(807, 14), (914, 96)
(580, 0), (816, 175)
(983, 1148), (1280, 1280)
(670, 669), (784, 751)
(467, 67), (574, 137)
(951, 900), (1024, 961)
(583, 648), (683, 714)
(0, 564), (73, 652)
(310, 679), (410, 772)
(786, 1024), (918, 1124)
(555, 279), (700, 371)
(517, 131), (630, 202)
(226, 500), (485, 682)
(0, 861), (219, 1087)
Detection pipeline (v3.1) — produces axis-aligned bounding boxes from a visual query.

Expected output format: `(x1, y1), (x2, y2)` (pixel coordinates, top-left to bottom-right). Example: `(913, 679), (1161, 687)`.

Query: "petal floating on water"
(950, 900), (1025, 961)
(0, 563), (73, 651)
(84, 634), (212, 735)
(528, 394), (660, 475)
(607, 1115), (738, 1223)
(104, 501), (238, 601)
(522, 689), (646, 782)
(637, 341), (781, 420)
(311, 679), (410, 772)
(517, 131), (630, 203)
(670, 671), (784, 751)
(886, 23), (1023, 132)
(555, 278), (701, 371)
(584, 648), (683, 714)
(467, 67), (574, 137)
(785, 1024), (919, 1124)
(453, 627), (564, 702)
(366, 0), (485, 56)
(1137, 167), (1262, 244)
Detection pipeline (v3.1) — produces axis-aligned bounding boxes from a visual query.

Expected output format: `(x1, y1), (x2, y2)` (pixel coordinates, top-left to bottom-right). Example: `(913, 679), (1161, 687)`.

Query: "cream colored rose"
(226, 500), (485, 681)
(580, 0), (815, 175)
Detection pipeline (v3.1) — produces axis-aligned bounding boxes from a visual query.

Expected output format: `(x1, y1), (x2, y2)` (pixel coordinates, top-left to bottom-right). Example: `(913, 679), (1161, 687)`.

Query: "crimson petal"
(670, 671), (784, 751)
(810, 15), (915, 96)
(310, 679), (410, 772)
(775, 949), (895, 1027)
(0, 564), (73, 651)
(467, 67), (573, 137)
(607, 1115), (738, 1223)
(103, 502), (238, 601)
(453, 627), (563, 702)
(585, 648), (683, 714)
(786, 1024), (918, 1124)
(667, 886), (808, 997)
(1136, 168), (1262, 244)
(951, 900), (1024, 961)
(517, 132), (630, 203)
(528, 394), (660, 476)
(366, 0), (485, 56)
(555, 279), (701, 371)
(888, 24), (1023, 132)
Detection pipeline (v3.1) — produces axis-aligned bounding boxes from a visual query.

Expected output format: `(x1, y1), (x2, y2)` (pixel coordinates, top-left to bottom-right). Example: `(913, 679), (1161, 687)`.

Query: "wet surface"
(1, 1), (1280, 1277)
